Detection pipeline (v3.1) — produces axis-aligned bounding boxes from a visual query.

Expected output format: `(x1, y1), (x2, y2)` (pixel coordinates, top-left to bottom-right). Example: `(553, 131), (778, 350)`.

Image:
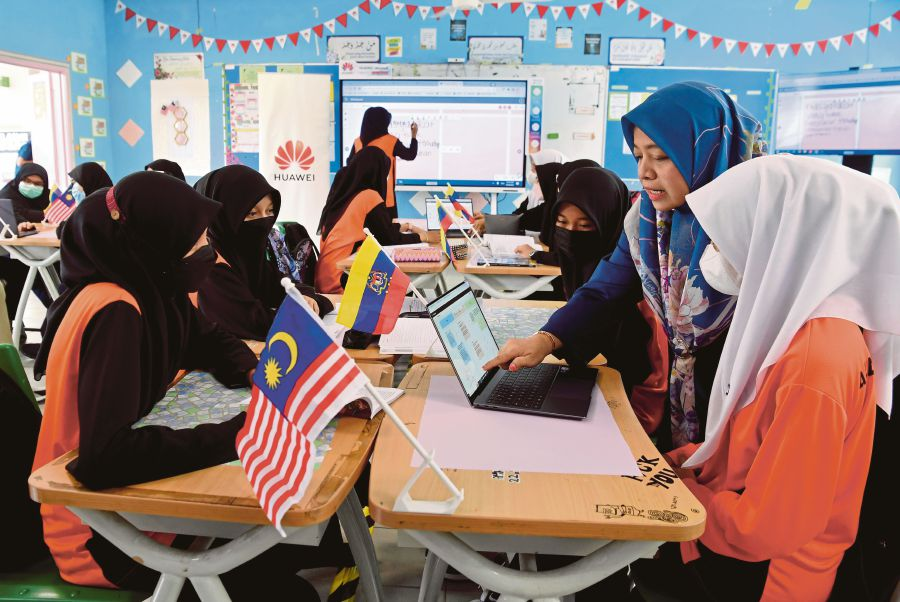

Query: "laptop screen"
(429, 283), (499, 397)
(425, 199), (474, 231)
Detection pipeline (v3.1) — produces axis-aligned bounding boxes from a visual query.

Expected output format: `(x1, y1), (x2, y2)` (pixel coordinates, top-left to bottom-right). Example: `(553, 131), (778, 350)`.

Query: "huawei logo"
(275, 140), (315, 171)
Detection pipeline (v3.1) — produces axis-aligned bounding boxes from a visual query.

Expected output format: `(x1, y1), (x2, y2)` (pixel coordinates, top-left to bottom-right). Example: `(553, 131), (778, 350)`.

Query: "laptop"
(0, 198), (39, 238)
(427, 282), (596, 420)
(425, 198), (474, 238)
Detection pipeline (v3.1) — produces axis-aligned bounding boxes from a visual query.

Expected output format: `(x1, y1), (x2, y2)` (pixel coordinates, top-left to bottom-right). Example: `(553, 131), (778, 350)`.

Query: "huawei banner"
(258, 73), (331, 232)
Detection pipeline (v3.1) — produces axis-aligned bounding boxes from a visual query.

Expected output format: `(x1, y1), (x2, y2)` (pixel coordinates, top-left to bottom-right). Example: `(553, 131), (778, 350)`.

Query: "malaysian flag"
(236, 289), (367, 534)
(44, 185), (78, 224)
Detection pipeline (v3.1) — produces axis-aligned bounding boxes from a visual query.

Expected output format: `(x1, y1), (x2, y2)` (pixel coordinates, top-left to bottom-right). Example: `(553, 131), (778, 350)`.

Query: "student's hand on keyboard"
(483, 333), (559, 373)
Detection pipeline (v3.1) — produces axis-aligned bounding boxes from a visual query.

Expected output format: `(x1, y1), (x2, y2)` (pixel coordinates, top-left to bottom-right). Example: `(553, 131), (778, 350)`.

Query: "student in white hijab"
(632, 154), (900, 602)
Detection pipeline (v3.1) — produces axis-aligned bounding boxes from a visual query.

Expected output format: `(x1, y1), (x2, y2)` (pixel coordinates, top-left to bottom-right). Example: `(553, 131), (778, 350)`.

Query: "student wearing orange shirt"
(631, 155), (899, 601)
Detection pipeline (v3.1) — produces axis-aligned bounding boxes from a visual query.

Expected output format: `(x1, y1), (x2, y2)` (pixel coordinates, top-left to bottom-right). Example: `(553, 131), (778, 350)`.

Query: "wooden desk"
(30, 362), (393, 602)
(452, 256), (560, 300)
(0, 232), (62, 349)
(369, 362), (704, 601)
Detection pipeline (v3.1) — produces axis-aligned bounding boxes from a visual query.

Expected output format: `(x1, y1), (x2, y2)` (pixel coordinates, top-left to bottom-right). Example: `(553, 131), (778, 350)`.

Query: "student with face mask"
(631, 155), (899, 602)
(194, 165), (332, 341)
(19, 162), (114, 235)
(485, 82), (762, 451)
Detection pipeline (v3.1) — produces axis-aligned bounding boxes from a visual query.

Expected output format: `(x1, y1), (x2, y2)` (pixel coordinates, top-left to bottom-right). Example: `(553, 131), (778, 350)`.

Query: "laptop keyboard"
(487, 364), (558, 410)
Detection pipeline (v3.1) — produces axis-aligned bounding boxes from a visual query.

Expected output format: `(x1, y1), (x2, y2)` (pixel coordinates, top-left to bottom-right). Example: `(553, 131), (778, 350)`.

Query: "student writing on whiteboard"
(347, 107), (418, 220)
(484, 82), (763, 454)
(317, 147), (426, 293)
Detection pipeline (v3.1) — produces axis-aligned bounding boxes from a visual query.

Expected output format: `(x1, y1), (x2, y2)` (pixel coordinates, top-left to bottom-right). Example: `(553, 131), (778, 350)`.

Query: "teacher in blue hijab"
(483, 82), (762, 450)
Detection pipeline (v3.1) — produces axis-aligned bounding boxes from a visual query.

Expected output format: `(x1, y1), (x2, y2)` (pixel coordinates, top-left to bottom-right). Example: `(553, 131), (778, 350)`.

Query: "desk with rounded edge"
(452, 256), (560, 300)
(29, 362), (394, 602)
(0, 231), (61, 349)
(369, 362), (705, 601)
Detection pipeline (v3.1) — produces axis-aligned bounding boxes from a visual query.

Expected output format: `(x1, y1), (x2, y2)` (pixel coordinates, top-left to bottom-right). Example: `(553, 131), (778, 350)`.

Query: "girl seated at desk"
(317, 146), (426, 294)
(18, 161), (114, 235)
(31, 172), (347, 599)
(631, 155), (898, 602)
(194, 165), (331, 341)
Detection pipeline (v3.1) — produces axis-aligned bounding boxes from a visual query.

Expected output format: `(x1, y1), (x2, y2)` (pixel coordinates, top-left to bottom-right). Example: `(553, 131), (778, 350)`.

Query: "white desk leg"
(462, 274), (556, 300)
(148, 574), (186, 602)
(37, 265), (61, 299)
(11, 265), (38, 349)
(417, 550), (448, 602)
(335, 489), (386, 602)
(189, 576), (231, 602)
(407, 530), (661, 599)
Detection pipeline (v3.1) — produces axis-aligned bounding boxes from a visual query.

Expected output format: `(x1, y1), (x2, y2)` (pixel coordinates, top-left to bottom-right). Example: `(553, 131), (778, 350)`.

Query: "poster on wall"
(555, 27), (573, 49)
(608, 38), (665, 66)
(79, 138), (95, 158)
(529, 19), (547, 42)
(385, 36), (403, 58)
(77, 96), (93, 116)
(229, 83), (259, 153)
(92, 118), (107, 137)
(258, 73), (331, 229)
(584, 34), (602, 55)
(468, 36), (524, 64)
(420, 28), (437, 50)
(153, 53), (205, 79)
(150, 78), (211, 176)
(450, 19), (467, 41)
(70, 52), (87, 74)
(326, 36), (380, 63)
(89, 78), (105, 98)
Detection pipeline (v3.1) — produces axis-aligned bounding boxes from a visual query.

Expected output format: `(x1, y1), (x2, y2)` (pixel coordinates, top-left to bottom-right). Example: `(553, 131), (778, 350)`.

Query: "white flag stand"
(437, 201), (491, 266)
(283, 279), (464, 515)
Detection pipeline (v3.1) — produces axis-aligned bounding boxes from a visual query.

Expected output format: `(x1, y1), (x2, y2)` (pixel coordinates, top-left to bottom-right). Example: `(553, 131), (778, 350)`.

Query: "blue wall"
(0, 0), (113, 174)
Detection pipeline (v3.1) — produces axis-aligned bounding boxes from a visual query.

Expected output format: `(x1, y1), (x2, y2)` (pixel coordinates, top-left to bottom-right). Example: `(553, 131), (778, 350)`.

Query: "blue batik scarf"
(621, 81), (761, 446)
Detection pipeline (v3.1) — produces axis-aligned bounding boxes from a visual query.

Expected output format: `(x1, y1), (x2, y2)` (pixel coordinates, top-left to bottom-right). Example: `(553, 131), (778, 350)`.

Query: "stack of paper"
(378, 318), (438, 355)
(483, 233), (540, 256)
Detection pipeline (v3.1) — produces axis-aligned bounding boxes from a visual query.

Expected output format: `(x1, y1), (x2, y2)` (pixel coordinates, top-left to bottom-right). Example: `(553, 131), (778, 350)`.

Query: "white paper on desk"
(413, 376), (640, 476)
(322, 309), (348, 342)
(354, 386), (404, 419)
(379, 317), (438, 354)
(483, 233), (539, 256)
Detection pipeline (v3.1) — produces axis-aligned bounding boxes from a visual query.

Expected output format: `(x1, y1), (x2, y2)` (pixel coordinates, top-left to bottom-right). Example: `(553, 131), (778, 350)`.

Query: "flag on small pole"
(44, 185), (78, 224)
(336, 236), (411, 334)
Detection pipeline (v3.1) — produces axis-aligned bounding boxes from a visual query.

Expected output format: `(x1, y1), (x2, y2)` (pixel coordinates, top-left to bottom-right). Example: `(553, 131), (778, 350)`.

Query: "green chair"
(0, 344), (37, 410)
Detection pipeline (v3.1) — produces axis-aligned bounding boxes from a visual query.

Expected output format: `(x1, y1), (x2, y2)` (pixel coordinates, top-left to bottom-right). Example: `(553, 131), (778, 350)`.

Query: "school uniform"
(348, 107), (417, 219)
(317, 147), (419, 294)
(194, 165), (331, 341)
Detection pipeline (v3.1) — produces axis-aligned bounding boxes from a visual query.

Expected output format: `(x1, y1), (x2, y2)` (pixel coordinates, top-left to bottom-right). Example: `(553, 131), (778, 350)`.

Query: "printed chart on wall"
(222, 64), (341, 173)
(149, 78), (211, 177)
(605, 66), (777, 189)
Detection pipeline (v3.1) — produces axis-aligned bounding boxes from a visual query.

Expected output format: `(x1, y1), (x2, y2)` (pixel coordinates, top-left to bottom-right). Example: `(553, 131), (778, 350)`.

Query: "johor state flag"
(236, 292), (367, 534)
(45, 185), (78, 223)
(336, 236), (410, 334)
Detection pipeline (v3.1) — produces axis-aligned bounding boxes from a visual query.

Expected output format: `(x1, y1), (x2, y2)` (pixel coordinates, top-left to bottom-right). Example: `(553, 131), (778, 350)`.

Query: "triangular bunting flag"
(227, 40), (239, 53)
(406, 5), (419, 18)
(179, 30), (190, 44)
(135, 14), (146, 28)
(537, 5), (549, 17)
(738, 41), (749, 53)
(241, 40), (252, 53)
(359, 0), (371, 13)
(462, 9), (470, 16)
(879, 16), (892, 32)
(855, 28), (867, 43)
(393, 2), (403, 16)
(510, 2), (522, 13)
(662, 19), (673, 32)
(579, 4), (589, 18)
(764, 43), (775, 57)
(337, 13), (348, 27)
(712, 36), (723, 49)
(803, 41), (815, 55)
(433, 6), (445, 16)
(490, 2), (499, 8)
(523, 3), (535, 16)
(169, 26), (180, 40)
(349, 6), (360, 20)
(564, 6), (576, 19)
(895, 8), (900, 20)
(686, 29), (698, 40)
(650, 13), (662, 27)
(325, 19), (336, 32)
(312, 25), (323, 38)
(776, 43), (788, 57)
(751, 42), (762, 56)
(638, 7), (649, 20)
(551, 5), (563, 19)
(203, 37), (214, 50)
(379, 0), (392, 8)
(192, 33), (202, 47)
(124, 7), (135, 21)
(606, 0), (618, 10)
(448, 6), (457, 18)
(675, 24), (686, 38)
(264, 37), (275, 50)
(592, 2), (603, 15)
(288, 31), (300, 45)
(216, 38), (227, 51)
(817, 39), (828, 52)
(869, 24), (880, 37)
(146, 18), (157, 32)
(617, 0), (627, 9)
(115, 1), (125, 13)
(252, 39), (263, 52)
(418, 5), (430, 19)
(725, 38), (737, 53)
(626, 0), (638, 14)
(276, 34), (287, 47)
(842, 33), (854, 46)
(829, 35), (841, 50)
(474, 4), (484, 14)
(158, 23), (168, 36)
(790, 42), (801, 55)
(699, 32), (711, 46)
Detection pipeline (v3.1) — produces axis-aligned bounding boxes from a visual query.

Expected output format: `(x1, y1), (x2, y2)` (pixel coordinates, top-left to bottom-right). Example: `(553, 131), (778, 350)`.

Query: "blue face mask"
(71, 181), (85, 203)
(18, 181), (44, 199)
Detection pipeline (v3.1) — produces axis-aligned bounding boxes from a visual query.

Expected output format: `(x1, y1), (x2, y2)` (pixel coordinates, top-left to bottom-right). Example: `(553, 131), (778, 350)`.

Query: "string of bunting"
(114, 0), (898, 58)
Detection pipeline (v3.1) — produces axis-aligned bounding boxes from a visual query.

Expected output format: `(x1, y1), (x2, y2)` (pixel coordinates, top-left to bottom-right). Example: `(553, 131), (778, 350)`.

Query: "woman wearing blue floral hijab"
(484, 82), (762, 449)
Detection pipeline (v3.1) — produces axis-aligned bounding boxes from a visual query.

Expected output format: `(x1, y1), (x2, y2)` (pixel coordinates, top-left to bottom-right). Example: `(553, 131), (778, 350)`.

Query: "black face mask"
(172, 244), (216, 293)
(554, 227), (603, 260)
(236, 216), (276, 256)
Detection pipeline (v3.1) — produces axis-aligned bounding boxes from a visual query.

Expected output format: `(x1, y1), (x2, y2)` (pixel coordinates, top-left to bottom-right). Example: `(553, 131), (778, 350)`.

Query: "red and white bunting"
(158, 22), (168, 36)
(803, 41), (815, 55)
(226, 40), (238, 53)
(724, 38), (737, 53)
(301, 29), (312, 42)
(392, 1), (403, 16)
(550, 5), (563, 19)
(134, 14), (146, 28)
(880, 16), (892, 32)
(829, 35), (842, 50)
(649, 12), (662, 28)
(699, 32), (711, 47)
(855, 28), (867, 43)
(348, 6), (360, 20)
(750, 42), (762, 56)
(674, 23), (686, 38)
(276, 34), (287, 47)
(447, 6), (457, 18)
(777, 43), (789, 57)
(179, 30), (191, 44)
(115, 1), (125, 13)
(579, 4), (590, 18)
(626, 0), (638, 13)
(474, 3), (484, 15)
(418, 5), (430, 19)
(523, 2), (535, 16)
(204, 36), (214, 50)
(325, 19), (336, 32)
(252, 38), (263, 52)
(606, 0), (619, 10)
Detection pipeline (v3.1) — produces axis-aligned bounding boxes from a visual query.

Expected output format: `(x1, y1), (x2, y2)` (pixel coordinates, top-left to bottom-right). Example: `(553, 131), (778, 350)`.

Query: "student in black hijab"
(19, 161), (114, 235)
(194, 165), (332, 341)
(32, 172), (340, 598)
(145, 158), (186, 182)
(317, 146), (425, 293)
